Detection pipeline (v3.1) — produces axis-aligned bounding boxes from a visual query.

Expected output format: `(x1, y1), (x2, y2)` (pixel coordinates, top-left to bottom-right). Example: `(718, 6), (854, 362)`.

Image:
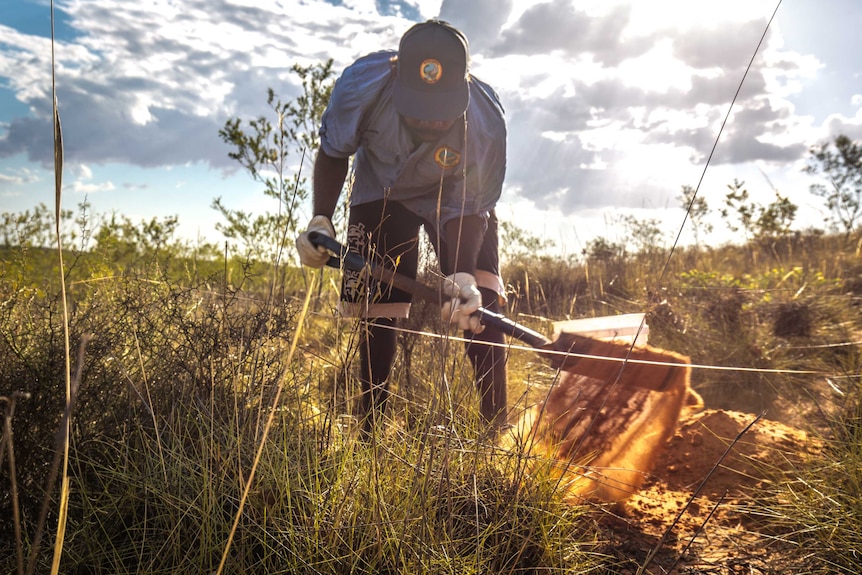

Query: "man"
(296, 19), (508, 437)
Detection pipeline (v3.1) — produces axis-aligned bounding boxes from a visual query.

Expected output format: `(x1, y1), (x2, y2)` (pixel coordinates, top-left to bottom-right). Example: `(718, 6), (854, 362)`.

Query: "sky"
(2, 0), (862, 258)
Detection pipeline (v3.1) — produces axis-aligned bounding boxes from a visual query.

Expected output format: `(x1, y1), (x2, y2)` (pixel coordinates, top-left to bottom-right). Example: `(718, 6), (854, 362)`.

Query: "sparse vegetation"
(719, 178), (798, 243)
(806, 133), (862, 237)
(2, 201), (860, 573)
(214, 61), (336, 264)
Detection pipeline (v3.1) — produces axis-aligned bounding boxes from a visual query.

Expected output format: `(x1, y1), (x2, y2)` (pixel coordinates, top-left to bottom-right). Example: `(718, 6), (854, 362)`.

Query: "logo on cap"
(420, 59), (443, 84)
(434, 146), (461, 169)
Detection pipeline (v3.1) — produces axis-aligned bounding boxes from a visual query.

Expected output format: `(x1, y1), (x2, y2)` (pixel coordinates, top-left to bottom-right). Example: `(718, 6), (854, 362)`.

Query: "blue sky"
(2, 0), (862, 255)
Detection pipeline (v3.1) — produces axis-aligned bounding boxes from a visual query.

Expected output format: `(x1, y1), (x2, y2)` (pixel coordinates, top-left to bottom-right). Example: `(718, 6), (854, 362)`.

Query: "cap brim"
(393, 82), (469, 122)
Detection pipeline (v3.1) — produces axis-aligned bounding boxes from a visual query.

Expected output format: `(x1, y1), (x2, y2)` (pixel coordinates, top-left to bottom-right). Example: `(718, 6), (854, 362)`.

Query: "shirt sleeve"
(319, 51), (394, 160)
(476, 128), (506, 214)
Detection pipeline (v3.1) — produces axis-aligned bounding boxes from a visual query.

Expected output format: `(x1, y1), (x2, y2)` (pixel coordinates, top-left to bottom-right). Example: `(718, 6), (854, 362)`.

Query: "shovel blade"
(540, 332), (690, 392)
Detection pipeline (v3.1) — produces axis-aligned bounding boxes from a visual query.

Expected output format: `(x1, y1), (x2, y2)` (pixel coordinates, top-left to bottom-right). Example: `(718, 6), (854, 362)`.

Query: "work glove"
(441, 272), (485, 333)
(295, 215), (336, 268)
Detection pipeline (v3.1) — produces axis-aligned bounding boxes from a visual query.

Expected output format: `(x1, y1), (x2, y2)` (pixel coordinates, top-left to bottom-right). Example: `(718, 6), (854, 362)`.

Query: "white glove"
(441, 272), (485, 333)
(295, 215), (336, 268)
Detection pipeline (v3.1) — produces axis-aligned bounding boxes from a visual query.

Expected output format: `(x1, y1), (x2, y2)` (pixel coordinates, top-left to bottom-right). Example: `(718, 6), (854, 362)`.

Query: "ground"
(591, 408), (823, 574)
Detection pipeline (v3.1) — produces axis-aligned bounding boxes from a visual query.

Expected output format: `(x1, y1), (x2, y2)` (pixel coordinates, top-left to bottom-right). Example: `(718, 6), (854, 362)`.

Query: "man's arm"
(295, 149), (349, 268)
(313, 149), (350, 218)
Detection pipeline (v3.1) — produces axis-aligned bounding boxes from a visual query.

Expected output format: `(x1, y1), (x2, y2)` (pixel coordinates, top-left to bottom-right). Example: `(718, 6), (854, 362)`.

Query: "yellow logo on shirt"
(434, 146), (461, 169)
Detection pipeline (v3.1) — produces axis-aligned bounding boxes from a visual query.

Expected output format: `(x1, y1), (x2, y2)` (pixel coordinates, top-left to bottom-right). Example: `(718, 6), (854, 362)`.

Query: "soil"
(591, 408), (824, 574)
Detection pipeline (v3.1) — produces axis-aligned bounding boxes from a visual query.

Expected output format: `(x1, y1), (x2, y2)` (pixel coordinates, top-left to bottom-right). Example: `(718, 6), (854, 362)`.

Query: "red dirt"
(593, 408), (823, 574)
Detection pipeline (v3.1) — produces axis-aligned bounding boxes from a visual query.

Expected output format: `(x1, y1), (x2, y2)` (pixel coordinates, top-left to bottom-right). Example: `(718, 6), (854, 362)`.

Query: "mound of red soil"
(596, 408), (822, 574)
(654, 408), (819, 496)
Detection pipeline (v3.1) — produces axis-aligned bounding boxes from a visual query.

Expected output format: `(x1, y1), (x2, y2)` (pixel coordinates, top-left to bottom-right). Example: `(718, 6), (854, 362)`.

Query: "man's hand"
(295, 215), (336, 268)
(441, 272), (485, 333)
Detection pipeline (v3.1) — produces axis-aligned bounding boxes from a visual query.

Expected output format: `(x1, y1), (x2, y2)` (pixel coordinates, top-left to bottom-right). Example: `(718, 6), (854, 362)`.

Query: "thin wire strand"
(658, 1), (783, 283)
(328, 320), (850, 378)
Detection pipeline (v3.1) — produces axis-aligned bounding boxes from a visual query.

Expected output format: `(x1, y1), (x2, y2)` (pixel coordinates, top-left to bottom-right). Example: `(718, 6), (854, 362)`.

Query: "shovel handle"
(307, 231), (551, 348)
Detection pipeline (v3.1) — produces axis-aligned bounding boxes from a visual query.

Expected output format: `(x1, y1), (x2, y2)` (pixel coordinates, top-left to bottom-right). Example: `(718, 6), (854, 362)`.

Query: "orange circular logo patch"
(420, 59), (443, 84)
(434, 146), (461, 169)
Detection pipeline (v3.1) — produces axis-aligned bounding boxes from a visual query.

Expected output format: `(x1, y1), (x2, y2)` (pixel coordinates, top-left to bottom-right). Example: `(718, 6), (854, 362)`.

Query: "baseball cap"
(393, 20), (470, 122)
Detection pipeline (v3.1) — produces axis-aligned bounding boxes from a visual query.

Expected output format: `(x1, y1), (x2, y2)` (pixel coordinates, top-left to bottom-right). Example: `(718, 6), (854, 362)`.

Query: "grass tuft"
(1, 224), (860, 572)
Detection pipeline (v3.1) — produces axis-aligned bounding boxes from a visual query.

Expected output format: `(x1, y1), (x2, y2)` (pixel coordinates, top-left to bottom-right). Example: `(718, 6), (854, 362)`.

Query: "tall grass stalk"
(215, 271), (318, 575)
(28, 5), (77, 573)
(1, 391), (30, 575)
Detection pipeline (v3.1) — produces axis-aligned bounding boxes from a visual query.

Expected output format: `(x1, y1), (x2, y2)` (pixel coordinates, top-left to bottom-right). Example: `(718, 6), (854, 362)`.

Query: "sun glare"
(624, 0), (777, 35)
(616, 39), (691, 93)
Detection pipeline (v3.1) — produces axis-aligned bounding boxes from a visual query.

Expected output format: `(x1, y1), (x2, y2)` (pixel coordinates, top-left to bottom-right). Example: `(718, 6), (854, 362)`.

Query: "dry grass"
(1, 226), (860, 573)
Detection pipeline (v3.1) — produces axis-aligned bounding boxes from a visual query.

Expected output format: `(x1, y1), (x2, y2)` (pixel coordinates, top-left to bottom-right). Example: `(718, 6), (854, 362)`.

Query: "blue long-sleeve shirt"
(318, 50), (507, 230)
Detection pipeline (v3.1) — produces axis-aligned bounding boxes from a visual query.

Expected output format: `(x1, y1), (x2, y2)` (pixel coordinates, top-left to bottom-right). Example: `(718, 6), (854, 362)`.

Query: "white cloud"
(0, 0), (857, 247)
(406, 0), (443, 18)
(0, 164), (41, 187)
(76, 164), (93, 179)
(616, 40), (693, 93)
(69, 180), (115, 194)
(64, 162), (113, 194)
(0, 172), (24, 185)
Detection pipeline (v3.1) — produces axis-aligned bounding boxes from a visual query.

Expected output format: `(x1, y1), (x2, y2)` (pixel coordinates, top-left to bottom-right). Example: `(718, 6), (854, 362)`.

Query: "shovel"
(307, 231), (686, 391)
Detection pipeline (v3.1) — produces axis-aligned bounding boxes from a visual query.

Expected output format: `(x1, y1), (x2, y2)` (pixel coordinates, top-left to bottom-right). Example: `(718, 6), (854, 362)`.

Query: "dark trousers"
(340, 200), (508, 437)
